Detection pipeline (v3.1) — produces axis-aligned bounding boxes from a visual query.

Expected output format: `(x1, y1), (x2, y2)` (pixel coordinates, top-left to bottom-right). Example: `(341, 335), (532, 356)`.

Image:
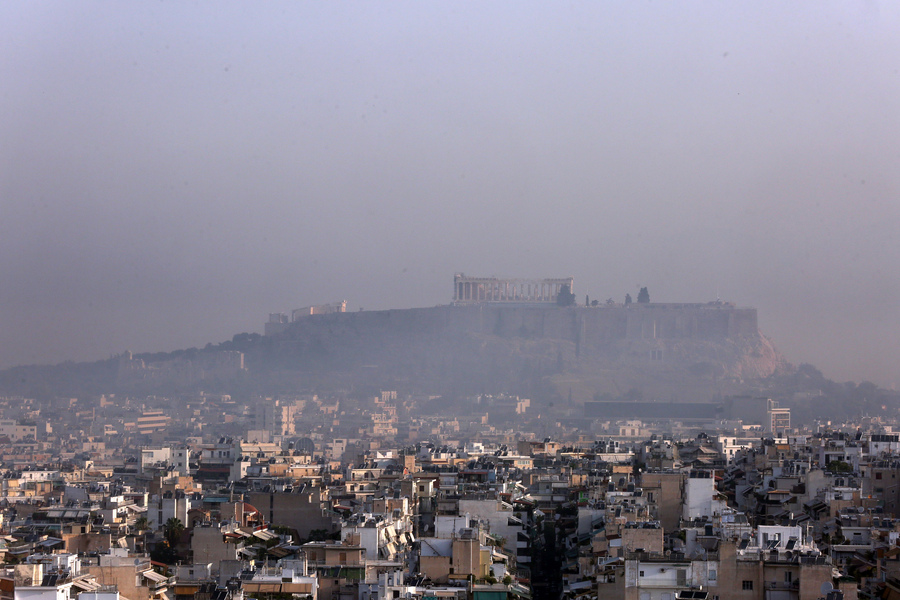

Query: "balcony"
(765, 580), (800, 591)
(626, 551), (718, 562)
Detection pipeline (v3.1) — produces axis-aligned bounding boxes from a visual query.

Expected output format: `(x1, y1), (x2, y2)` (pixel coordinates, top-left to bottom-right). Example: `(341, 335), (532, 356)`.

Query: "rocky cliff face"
(553, 330), (790, 404)
(253, 303), (791, 402)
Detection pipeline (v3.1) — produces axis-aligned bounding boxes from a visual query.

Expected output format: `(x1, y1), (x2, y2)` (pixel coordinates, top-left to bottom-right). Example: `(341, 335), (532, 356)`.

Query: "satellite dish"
(820, 582), (835, 596)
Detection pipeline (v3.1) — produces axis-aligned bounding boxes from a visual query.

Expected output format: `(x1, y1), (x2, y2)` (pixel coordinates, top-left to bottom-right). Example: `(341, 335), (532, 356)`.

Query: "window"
(639, 571), (644, 577)
(784, 572), (793, 583)
(742, 581), (753, 591)
(709, 570), (717, 581)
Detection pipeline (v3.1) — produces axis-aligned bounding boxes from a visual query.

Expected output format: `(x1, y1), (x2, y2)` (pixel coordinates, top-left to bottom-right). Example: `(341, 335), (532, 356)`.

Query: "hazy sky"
(2, 2), (899, 386)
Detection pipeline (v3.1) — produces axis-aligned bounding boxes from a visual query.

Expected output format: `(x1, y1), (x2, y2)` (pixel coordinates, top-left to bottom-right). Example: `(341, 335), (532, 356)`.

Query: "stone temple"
(453, 273), (574, 304)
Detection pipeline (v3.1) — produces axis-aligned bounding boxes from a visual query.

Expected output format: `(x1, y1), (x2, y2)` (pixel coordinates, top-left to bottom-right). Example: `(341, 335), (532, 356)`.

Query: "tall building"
(768, 399), (791, 435)
(254, 398), (298, 437)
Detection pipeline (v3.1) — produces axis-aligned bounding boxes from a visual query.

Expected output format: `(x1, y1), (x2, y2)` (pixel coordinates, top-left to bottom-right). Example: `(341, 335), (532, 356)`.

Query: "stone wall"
(279, 303), (758, 345)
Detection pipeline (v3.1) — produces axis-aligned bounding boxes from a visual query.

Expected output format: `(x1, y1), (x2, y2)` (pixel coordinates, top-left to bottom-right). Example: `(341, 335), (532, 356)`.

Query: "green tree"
(134, 516), (150, 554)
(556, 284), (575, 307)
(150, 543), (179, 565)
(637, 287), (650, 303)
(163, 517), (184, 548)
(827, 460), (853, 473)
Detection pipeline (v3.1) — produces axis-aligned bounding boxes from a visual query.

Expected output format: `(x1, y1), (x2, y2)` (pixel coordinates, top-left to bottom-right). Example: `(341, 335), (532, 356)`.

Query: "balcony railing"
(765, 580), (800, 590)
(625, 551), (709, 562)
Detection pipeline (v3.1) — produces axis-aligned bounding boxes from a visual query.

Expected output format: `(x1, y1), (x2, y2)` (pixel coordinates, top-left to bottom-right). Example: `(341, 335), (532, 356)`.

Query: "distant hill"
(254, 302), (788, 403)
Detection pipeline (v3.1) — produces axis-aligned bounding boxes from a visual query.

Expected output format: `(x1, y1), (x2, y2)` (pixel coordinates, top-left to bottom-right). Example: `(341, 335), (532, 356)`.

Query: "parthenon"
(453, 273), (574, 304)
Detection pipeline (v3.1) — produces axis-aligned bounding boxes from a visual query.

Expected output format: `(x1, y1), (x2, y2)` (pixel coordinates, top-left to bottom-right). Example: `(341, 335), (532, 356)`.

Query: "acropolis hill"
(260, 276), (787, 403)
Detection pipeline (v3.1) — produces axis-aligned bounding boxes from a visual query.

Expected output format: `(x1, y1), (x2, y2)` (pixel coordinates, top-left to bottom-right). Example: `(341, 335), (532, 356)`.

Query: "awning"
(142, 570), (169, 583)
(72, 578), (102, 592)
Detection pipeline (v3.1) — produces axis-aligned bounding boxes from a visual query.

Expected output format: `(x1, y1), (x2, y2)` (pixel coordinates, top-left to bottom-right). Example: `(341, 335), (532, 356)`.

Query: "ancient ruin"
(453, 273), (574, 304)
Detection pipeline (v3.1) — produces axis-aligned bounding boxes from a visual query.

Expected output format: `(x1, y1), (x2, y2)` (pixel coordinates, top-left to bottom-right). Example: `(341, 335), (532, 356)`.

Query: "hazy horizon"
(2, 2), (899, 387)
